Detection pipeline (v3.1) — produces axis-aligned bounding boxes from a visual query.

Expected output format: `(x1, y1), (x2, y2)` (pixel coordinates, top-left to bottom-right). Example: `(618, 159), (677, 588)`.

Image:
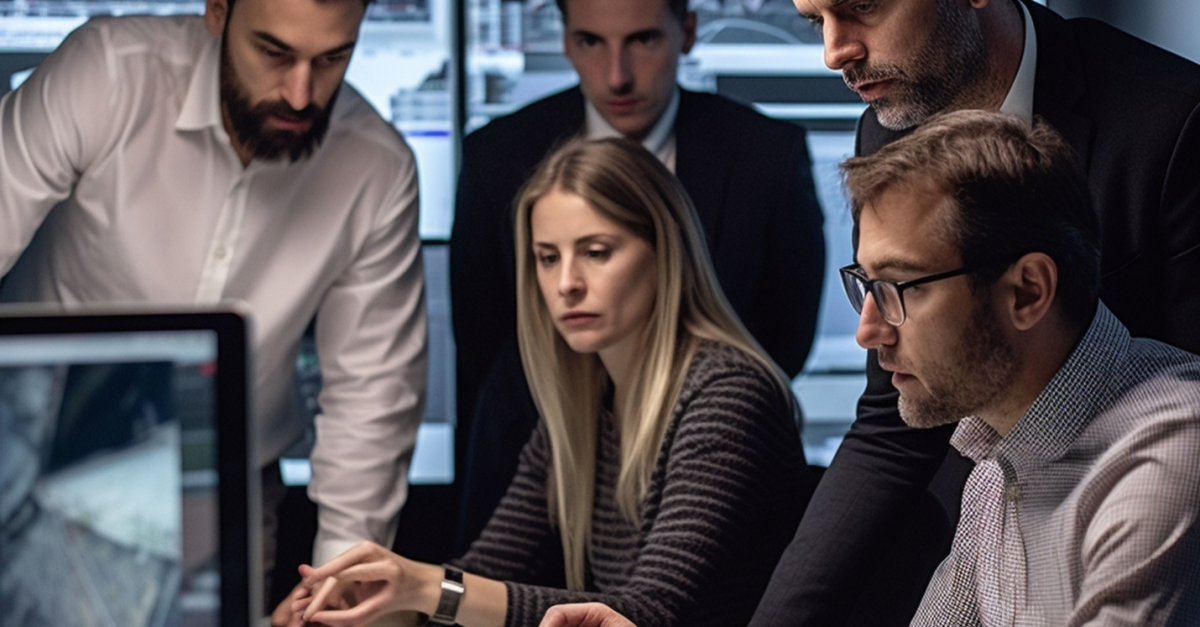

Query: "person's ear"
(680, 11), (697, 54)
(205, 0), (229, 37)
(1001, 252), (1057, 331)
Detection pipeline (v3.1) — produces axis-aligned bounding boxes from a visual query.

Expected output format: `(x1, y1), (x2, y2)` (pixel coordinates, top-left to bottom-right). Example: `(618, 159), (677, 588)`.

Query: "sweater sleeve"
(502, 348), (807, 627)
(453, 421), (566, 588)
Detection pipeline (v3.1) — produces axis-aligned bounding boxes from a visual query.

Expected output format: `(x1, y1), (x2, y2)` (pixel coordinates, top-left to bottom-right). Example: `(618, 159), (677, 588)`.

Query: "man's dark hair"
(842, 110), (1102, 328)
(556, 0), (688, 25)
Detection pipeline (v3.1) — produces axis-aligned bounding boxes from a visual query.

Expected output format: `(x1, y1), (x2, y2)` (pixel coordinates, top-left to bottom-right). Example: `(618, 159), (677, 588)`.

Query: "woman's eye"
(585, 249), (610, 260)
(537, 254), (559, 266)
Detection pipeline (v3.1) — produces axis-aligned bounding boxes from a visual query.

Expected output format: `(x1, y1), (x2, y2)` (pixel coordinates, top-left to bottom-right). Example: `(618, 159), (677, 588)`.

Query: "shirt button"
(214, 246), (228, 260)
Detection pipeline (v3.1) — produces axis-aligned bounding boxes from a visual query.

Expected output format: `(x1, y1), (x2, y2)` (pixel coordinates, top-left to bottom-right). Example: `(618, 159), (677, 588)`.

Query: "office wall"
(1051, 0), (1200, 63)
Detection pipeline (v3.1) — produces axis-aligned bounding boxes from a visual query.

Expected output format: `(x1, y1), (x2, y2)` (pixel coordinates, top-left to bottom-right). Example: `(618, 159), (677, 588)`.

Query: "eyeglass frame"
(839, 260), (1013, 327)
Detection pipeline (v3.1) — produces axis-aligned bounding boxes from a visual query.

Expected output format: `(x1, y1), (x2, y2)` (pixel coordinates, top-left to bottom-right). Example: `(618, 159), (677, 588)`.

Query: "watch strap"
(426, 564), (465, 626)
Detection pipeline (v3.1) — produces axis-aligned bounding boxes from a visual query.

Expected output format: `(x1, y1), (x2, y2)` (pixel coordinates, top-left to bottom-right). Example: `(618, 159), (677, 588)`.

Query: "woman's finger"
(306, 592), (390, 627)
(302, 575), (346, 622)
(319, 559), (402, 585)
(301, 542), (384, 584)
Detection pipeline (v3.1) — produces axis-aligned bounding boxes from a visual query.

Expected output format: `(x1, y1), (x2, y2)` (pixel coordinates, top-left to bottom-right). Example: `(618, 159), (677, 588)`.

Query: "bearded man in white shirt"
(0, 0), (427, 618)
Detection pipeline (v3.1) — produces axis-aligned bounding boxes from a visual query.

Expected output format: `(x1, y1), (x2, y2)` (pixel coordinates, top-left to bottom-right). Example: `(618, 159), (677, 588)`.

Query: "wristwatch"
(425, 564), (465, 626)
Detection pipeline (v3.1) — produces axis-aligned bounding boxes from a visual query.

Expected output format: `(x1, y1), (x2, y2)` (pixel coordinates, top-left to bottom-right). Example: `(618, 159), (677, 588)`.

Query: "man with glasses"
(755, 1), (1200, 624)
(841, 110), (1200, 625)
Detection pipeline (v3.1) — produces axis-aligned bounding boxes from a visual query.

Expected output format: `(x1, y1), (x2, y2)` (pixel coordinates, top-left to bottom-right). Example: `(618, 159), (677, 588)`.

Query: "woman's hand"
(291, 542), (442, 627)
(538, 603), (637, 627)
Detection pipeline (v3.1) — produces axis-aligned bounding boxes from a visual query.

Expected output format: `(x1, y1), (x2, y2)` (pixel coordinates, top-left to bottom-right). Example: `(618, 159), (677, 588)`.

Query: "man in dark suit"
(751, 0), (1200, 625)
(451, 0), (825, 550)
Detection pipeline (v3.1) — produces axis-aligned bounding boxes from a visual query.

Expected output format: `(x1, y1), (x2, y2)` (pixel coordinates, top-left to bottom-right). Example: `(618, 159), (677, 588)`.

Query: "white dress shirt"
(999, 0), (1038, 124)
(584, 87), (680, 172)
(0, 15), (427, 565)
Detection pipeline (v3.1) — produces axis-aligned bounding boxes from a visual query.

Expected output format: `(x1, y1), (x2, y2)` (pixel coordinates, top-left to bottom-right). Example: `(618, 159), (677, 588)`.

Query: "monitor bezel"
(0, 307), (256, 627)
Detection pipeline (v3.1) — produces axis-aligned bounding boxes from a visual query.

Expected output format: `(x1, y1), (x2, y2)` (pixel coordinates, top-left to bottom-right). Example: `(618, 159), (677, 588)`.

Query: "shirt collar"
(952, 304), (1128, 474)
(584, 87), (680, 158)
(999, 0), (1037, 124)
(176, 35), (225, 133)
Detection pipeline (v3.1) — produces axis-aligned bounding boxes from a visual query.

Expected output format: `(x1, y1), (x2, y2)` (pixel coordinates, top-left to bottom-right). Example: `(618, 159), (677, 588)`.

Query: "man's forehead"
(857, 185), (958, 270)
(230, 0), (364, 47)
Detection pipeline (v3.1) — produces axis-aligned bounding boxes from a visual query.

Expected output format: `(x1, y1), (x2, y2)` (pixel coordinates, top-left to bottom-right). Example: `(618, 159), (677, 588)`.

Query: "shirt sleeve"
(0, 21), (114, 273)
(307, 151), (427, 565)
(1070, 414), (1200, 626)
(496, 357), (806, 627)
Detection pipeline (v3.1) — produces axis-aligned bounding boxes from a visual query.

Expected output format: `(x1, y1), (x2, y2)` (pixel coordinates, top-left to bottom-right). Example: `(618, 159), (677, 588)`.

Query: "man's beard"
(844, 0), (990, 131)
(889, 297), (1021, 429)
(219, 41), (335, 163)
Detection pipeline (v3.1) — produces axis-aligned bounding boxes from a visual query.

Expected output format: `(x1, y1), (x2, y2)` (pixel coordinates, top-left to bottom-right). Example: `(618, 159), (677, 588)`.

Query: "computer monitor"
(0, 306), (257, 627)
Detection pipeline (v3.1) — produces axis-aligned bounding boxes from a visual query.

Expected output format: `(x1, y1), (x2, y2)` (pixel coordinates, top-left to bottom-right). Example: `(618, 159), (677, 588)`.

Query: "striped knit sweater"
(455, 340), (810, 627)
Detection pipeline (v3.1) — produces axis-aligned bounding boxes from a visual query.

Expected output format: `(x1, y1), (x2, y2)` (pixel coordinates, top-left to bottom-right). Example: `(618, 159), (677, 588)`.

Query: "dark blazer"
(450, 87), (825, 550)
(751, 2), (1200, 626)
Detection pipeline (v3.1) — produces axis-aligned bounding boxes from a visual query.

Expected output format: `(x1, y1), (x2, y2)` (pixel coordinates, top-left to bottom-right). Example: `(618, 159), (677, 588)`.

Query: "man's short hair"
(555, 0), (688, 25)
(842, 110), (1102, 328)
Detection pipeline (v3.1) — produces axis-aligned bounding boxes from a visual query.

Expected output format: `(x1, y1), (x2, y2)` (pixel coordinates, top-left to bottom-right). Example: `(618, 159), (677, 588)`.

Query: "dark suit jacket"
(751, 2), (1200, 626)
(450, 87), (825, 550)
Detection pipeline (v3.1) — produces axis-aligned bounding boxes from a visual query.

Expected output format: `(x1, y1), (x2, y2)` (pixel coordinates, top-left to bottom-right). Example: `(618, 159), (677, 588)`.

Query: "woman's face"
(530, 188), (658, 370)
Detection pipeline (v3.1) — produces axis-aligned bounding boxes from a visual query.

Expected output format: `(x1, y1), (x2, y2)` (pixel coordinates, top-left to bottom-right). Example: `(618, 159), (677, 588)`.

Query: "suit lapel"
(674, 91), (731, 251)
(544, 88), (588, 155)
(1025, 0), (1094, 167)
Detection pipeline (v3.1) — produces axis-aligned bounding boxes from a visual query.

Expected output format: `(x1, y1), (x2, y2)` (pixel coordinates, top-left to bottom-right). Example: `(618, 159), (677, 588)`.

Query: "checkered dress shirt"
(911, 305), (1200, 626)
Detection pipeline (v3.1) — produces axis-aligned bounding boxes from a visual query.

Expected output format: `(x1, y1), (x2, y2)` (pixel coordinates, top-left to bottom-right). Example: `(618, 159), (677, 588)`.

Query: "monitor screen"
(0, 309), (253, 627)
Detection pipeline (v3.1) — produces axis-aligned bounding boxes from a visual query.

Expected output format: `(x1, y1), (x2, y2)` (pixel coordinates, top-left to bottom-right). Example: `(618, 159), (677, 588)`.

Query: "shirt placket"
(195, 167), (253, 304)
(999, 463), (1027, 627)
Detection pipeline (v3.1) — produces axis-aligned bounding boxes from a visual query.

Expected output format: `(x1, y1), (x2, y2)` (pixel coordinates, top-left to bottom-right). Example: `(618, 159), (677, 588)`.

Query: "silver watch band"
(426, 565), (465, 626)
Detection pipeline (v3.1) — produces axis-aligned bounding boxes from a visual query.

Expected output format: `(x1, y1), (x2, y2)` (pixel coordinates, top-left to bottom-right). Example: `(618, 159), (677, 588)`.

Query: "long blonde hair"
(513, 137), (794, 590)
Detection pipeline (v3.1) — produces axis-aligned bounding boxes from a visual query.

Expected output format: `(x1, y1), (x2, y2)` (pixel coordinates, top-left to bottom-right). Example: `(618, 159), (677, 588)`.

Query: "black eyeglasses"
(839, 261), (1007, 326)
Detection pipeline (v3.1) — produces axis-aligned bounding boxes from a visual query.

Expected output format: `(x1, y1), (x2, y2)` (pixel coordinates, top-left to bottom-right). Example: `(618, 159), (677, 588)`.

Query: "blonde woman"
(285, 138), (811, 627)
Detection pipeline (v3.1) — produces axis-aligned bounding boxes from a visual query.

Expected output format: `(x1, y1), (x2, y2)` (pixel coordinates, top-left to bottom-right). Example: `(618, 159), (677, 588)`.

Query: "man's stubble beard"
(852, 0), (996, 131)
(892, 296), (1021, 430)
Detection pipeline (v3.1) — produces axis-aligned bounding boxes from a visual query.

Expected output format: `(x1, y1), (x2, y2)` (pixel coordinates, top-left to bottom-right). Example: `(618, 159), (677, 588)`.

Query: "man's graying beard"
(847, 0), (988, 131)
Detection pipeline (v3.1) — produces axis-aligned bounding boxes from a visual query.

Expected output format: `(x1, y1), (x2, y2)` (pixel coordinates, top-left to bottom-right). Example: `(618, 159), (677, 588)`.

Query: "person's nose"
(557, 258), (585, 299)
(823, 19), (867, 71)
(282, 63), (314, 112)
(607, 46), (633, 92)
(855, 292), (898, 350)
